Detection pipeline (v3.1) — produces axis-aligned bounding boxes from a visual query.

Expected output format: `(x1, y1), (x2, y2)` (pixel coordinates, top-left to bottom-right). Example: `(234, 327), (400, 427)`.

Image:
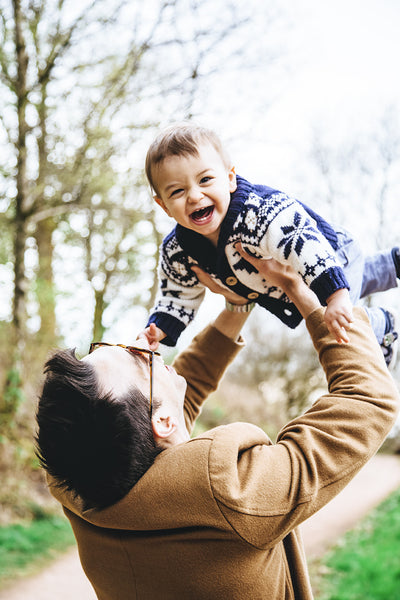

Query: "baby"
(140, 123), (399, 366)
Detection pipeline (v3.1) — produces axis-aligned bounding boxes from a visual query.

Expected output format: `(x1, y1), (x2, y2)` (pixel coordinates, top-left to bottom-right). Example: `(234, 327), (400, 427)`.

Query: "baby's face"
(152, 142), (237, 246)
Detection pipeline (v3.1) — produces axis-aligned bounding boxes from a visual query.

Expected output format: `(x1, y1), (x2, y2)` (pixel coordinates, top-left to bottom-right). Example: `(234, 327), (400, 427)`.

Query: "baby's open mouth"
(190, 206), (214, 223)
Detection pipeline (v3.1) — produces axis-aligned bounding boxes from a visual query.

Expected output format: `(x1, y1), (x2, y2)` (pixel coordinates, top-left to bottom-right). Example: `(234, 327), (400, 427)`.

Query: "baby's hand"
(324, 289), (354, 343)
(137, 323), (166, 351)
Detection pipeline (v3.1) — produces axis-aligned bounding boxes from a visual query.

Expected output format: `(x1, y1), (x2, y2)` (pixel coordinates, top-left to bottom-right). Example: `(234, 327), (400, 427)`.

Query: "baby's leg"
(335, 230), (398, 366)
(360, 249), (398, 298)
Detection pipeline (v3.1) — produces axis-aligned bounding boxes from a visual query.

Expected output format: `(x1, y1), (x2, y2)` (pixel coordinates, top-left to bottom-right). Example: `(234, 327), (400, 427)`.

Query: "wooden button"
(226, 276), (237, 286)
(247, 292), (259, 299)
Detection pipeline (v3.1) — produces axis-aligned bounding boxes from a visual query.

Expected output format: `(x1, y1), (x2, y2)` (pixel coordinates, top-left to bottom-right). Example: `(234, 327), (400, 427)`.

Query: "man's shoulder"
(193, 422), (272, 464)
(194, 421), (269, 441)
(191, 423), (275, 512)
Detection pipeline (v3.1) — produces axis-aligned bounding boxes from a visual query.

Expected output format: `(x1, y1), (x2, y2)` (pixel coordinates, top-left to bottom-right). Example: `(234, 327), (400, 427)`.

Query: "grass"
(0, 513), (76, 590)
(313, 486), (400, 600)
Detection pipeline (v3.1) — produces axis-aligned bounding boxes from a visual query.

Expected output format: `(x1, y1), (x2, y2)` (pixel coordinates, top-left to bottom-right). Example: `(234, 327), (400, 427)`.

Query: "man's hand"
(234, 243), (321, 320)
(325, 288), (354, 343)
(234, 244), (298, 289)
(191, 266), (249, 305)
(190, 265), (252, 341)
(137, 323), (166, 350)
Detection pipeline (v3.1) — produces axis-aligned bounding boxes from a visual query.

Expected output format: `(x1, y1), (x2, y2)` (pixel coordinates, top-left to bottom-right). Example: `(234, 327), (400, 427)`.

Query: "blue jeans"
(335, 228), (398, 343)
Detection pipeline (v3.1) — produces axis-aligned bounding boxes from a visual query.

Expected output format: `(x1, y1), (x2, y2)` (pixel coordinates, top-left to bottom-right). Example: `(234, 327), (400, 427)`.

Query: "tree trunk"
(34, 77), (58, 345)
(12, 0), (29, 351)
(35, 217), (57, 344)
(93, 289), (107, 342)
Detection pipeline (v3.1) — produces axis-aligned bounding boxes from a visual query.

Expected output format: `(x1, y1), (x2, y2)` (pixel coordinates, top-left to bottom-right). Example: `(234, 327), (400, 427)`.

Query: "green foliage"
(0, 214), (13, 265)
(193, 394), (227, 436)
(1, 368), (25, 429)
(0, 513), (75, 590)
(315, 487), (400, 600)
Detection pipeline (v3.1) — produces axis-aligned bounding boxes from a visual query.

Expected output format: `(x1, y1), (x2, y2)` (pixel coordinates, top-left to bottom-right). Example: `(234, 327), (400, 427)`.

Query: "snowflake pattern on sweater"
(147, 176), (349, 345)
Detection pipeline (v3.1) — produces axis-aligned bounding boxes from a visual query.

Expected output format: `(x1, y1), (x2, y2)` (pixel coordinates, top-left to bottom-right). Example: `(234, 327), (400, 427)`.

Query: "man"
(36, 250), (399, 600)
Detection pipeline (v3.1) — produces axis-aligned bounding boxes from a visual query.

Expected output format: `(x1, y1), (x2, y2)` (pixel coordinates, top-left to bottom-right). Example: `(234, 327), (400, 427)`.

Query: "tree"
(0, 0), (290, 519)
(0, 0), (268, 351)
(309, 108), (400, 250)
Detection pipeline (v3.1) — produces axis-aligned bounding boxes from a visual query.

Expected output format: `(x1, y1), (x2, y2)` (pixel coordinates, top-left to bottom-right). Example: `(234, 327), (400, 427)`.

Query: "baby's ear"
(154, 195), (171, 217)
(228, 166), (237, 193)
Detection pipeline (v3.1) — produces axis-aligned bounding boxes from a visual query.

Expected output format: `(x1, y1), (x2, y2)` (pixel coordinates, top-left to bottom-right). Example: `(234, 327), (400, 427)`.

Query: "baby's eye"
(169, 188), (183, 198)
(200, 176), (212, 184)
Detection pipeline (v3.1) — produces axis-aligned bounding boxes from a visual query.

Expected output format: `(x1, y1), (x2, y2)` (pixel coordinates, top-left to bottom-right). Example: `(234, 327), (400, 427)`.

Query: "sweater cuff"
(310, 267), (350, 304)
(146, 312), (186, 346)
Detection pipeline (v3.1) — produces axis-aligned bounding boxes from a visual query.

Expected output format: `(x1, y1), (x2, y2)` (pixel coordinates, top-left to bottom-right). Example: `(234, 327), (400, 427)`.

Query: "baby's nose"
(187, 186), (203, 202)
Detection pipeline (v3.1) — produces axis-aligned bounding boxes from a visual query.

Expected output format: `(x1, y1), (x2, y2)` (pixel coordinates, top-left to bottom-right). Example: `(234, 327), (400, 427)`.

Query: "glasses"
(89, 342), (161, 416)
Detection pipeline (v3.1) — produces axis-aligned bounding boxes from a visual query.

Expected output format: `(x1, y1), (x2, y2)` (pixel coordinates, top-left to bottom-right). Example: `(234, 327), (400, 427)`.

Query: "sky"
(228, 0), (400, 183)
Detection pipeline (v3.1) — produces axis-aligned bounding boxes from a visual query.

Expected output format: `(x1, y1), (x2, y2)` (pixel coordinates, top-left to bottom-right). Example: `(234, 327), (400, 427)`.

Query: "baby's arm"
(145, 233), (207, 346)
(243, 194), (349, 303)
(325, 288), (354, 343)
(137, 323), (166, 350)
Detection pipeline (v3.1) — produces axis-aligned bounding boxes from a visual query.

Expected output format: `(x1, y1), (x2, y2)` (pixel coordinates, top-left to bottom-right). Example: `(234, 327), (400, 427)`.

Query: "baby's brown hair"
(145, 122), (231, 195)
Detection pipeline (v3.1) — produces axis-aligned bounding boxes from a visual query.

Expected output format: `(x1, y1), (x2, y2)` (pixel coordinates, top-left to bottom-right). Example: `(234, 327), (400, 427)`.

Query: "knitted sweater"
(147, 175), (350, 345)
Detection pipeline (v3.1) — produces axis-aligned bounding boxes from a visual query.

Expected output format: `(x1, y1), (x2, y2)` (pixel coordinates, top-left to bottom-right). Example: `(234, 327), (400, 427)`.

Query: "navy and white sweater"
(147, 176), (349, 346)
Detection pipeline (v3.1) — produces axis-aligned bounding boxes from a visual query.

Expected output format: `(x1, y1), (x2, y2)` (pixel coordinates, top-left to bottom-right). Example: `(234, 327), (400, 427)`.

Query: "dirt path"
(1, 454), (400, 600)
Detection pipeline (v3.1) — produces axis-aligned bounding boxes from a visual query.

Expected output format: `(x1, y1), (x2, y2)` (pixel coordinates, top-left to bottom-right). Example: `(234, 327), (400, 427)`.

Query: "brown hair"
(145, 122), (231, 195)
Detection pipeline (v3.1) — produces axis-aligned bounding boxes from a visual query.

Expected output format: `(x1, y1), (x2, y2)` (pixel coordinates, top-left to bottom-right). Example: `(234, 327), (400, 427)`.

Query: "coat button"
(226, 276), (237, 286)
(248, 292), (259, 299)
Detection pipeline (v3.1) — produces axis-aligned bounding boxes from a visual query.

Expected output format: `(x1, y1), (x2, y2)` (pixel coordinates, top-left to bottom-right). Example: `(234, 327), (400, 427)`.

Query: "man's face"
(152, 142), (237, 246)
(82, 338), (187, 417)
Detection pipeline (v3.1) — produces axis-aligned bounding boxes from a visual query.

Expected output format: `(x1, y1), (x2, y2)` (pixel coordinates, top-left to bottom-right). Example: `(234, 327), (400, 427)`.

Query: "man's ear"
(154, 195), (172, 217)
(151, 412), (177, 442)
(228, 165), (237, 193)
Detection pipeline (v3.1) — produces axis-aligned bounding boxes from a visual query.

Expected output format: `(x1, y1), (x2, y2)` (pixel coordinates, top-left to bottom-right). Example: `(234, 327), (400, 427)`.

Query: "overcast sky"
(226, 0), (400, 182)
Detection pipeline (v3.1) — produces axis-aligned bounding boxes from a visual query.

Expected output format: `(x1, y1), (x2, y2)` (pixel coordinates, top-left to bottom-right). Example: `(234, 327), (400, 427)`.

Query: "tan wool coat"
(49, 307), (399, 599)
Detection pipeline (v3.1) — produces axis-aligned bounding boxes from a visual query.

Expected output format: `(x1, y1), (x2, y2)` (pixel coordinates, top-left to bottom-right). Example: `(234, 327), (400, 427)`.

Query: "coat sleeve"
(207, 307), (399, 548)
(238, 193), (349, 303)
(172, 324), (245, 435)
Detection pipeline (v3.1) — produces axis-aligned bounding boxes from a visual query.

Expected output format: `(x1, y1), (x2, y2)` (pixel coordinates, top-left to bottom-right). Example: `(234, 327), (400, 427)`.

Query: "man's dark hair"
(36, 349), (162, 511)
